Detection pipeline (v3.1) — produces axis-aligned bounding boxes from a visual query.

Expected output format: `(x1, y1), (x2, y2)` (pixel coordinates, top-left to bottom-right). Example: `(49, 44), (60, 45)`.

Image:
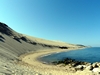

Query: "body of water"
(39, 47), (100, 63)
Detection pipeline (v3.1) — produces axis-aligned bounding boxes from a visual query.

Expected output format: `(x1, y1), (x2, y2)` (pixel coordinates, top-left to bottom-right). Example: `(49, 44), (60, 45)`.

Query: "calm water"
(39, 47), (100, 63)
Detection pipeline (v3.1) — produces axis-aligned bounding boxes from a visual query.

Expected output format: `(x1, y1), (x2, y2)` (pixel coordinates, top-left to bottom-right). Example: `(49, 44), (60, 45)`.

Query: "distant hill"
(0, 22), (86, 75)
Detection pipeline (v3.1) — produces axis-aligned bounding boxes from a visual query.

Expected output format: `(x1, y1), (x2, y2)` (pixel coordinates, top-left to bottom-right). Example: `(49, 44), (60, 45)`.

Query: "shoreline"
(18, 48), (95, 75)
(37, 48), (89, 64)
(19, 48), (78, 75)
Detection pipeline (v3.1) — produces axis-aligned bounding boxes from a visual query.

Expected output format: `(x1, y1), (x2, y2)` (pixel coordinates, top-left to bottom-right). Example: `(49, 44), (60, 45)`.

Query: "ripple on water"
(39, 47), (100, 63)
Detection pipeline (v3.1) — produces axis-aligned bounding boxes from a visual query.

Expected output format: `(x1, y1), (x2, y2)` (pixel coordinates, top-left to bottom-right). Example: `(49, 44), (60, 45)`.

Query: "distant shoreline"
(38, 47), (91, 64)
(19, 48), (95, 75)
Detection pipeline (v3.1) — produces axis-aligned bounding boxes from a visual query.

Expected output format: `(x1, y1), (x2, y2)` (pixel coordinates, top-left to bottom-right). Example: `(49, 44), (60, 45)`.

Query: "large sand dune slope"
(0, 22), (85, 75)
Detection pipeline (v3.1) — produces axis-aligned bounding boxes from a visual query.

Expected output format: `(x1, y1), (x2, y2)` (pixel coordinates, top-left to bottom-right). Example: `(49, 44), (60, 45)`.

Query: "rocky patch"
(52, 58), (100, 74)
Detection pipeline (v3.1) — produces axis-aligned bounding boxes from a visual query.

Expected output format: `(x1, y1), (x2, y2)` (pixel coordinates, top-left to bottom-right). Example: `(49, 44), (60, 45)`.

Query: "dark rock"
(20, 37), (28, 42)
(0, 35), (5, 42)
(0, 35), (5, 39)
(59, 46), (68, 49)
(92, 63), (99, 68)
(0, 38), (5, 42)
(0, 22), (13, 36)
(86, 65), (93, 70)
(13, 36), (21, 43)
(30, 41), (37, 45)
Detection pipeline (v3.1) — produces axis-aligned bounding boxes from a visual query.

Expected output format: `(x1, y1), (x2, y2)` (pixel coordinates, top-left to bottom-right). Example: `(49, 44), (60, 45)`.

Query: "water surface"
(39, 47), (100, 63)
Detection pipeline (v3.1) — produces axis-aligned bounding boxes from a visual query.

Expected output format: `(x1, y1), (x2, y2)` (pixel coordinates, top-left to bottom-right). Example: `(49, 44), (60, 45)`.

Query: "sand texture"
(20, 49), (96, 75)
(0, 22), (94, 75)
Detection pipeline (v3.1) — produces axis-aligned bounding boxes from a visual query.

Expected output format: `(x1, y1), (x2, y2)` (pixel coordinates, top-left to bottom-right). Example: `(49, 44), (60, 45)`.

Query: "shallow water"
(39, 47), (100, 63)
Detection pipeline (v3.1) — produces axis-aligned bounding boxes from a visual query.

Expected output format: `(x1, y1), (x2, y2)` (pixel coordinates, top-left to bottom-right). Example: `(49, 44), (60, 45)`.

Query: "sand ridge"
(0, 22), (90, 75)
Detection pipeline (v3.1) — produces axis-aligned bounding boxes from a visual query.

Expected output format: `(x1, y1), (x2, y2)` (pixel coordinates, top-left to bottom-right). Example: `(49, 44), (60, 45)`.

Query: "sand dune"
(0, 22), (87, 75)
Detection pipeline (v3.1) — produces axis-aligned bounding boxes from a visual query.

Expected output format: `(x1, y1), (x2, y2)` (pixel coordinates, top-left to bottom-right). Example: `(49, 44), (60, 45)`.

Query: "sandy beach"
(19, 49), (94, 75)
(0, 23), (95, 75)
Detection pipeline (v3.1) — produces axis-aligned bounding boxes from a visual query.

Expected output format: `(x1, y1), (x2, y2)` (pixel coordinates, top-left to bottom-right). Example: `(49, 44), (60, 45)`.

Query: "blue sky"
(0, 0), (100, 46)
